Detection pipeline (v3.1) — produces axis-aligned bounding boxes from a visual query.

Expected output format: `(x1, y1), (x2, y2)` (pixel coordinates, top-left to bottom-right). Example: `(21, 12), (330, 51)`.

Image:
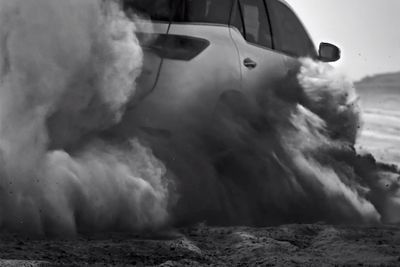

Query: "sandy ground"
(0, 223), (399, 266)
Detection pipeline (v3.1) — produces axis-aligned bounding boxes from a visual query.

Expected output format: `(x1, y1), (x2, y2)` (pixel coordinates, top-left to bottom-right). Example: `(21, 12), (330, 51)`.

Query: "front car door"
(266, 0), (318, 72)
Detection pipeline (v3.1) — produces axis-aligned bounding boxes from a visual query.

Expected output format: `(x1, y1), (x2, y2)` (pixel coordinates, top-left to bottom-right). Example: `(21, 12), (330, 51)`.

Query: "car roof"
(271, 0), (296, 13)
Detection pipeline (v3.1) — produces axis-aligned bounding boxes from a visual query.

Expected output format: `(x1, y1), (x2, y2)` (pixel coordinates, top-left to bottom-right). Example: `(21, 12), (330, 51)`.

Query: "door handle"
(243, 58), (257, 69)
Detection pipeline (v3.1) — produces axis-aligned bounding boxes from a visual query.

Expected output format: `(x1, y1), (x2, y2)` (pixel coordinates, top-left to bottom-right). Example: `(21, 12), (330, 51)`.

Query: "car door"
(118, 0), (241, 137)
(266, 0), (318, 73)
(229, 0), (287, 99)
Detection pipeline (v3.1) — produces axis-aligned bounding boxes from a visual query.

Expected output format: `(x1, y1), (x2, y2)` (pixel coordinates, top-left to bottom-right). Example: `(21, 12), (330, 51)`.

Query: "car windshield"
(123, 0), (232, 25)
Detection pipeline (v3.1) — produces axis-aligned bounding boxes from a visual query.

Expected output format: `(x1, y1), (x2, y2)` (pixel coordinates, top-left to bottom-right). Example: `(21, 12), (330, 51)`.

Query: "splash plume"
(155, 58), (382, 226)
(0, 0), (169, 236)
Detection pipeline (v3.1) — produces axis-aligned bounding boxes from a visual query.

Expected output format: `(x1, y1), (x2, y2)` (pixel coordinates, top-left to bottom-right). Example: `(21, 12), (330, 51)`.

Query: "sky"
(285, 0), (400, 81)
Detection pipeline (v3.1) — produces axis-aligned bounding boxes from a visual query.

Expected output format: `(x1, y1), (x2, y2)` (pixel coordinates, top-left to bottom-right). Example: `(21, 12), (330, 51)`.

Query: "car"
(116, 0), (341, 156)
(111, 0), (343, 225)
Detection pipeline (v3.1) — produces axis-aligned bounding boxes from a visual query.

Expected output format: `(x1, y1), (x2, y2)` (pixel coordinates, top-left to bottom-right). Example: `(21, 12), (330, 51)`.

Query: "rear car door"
(119, 0), (241, 135)
(229, 0), (287, 98)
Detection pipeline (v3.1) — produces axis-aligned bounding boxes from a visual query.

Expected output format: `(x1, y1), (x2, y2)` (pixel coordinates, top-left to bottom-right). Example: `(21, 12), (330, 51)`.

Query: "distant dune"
(357, 72), (400, 89)
(356, 71), (400, 110)
(356, 71), (400, 164)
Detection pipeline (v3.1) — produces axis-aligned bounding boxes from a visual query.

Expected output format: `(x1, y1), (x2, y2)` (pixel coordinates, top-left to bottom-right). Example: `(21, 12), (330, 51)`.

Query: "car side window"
(237, 0), (273, 48)
(267, 0), (317, 58)
(124, 0), (232, 25)
(185, 0), (232, 25)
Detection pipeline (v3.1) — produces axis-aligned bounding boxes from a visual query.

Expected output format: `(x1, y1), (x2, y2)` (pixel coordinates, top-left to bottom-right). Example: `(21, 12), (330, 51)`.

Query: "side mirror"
(318, 42), (341, 62)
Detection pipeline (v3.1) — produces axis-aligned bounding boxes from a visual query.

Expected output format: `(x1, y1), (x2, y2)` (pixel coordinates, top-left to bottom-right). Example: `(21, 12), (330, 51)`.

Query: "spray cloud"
(0, 0), (170, 236)
(160, 58), (380, 225)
